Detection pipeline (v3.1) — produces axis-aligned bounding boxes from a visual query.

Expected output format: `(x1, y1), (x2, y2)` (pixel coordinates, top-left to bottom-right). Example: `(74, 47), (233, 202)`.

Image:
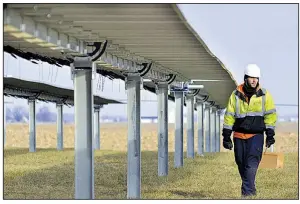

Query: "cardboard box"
(259, 152), (284, 169)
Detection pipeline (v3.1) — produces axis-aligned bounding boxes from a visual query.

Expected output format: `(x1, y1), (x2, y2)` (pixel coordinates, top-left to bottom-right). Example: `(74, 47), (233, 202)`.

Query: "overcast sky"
(4, 4), (298, 117)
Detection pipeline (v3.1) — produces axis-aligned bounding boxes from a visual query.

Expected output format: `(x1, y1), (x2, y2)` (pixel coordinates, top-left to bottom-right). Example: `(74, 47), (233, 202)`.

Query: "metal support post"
(156, 82), (168, 176)
(204, 106), (210, 152)
(56, 103), (63, 151)
(186, 94), (194, 158)
(196, 102), (205, 156)
(73, 58), (94, 199)
(4, 103), (6, 146)
(216, 110), (220, 152)
(94, 105), (101, 150)
(210, 107), (216, 152)
(28, 98), (36, 152)
(174, 91), (184, 168)
(126, 74), (141, 199)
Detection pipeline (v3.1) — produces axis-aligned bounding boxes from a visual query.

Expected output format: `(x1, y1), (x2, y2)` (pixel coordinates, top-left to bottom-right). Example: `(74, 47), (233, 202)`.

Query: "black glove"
(265, 128), (275, 148)
(222, 128), (233, 150)
(265, 128), (275, 137)
(266, 136), (275, 148)
(223, 136), (233, 150)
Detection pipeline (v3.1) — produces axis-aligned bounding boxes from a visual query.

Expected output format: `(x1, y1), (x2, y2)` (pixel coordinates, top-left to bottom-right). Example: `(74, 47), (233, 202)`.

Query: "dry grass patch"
(4, 148), (298, 199)
(4, 122), (298, 199)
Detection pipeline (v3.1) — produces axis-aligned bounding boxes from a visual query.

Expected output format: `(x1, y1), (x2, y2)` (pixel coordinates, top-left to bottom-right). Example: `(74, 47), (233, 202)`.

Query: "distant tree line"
(5, 105), (75, 123)
(5, 105), (129, 123)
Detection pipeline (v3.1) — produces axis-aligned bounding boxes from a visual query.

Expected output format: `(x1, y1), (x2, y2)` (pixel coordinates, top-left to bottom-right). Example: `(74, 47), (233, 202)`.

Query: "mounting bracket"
(137, 62), (152, 77)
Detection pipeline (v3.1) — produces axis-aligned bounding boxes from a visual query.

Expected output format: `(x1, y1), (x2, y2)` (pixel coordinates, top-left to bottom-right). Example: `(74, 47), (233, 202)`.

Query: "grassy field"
(4, 122), (299, 199)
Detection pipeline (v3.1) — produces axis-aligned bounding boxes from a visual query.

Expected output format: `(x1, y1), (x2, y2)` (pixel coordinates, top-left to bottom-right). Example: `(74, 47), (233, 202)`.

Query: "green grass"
(4, 148), (299, 199)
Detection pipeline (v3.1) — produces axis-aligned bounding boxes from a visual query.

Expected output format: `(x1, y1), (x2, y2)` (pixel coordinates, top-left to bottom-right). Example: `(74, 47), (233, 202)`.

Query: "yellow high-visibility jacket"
(223, 84), (277, 139)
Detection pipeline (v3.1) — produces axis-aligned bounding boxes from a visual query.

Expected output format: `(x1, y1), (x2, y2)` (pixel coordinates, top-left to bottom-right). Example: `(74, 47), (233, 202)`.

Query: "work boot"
(241, 192), (257, 199)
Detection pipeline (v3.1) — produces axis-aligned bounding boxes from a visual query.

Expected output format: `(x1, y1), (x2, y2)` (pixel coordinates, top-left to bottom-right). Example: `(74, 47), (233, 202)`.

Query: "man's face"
(246, 77), (259, 88)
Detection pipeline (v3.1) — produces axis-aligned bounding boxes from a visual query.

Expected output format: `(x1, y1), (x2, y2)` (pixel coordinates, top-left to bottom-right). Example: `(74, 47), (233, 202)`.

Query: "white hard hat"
(244, 64), (261, 78)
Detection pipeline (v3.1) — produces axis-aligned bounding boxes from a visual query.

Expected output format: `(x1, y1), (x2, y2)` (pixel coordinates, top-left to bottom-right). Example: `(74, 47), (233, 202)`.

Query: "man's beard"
(243, 80), (259, 95)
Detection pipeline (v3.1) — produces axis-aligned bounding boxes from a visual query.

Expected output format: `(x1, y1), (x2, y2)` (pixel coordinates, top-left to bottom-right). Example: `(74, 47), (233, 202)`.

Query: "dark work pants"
(233, 133), (264, 196)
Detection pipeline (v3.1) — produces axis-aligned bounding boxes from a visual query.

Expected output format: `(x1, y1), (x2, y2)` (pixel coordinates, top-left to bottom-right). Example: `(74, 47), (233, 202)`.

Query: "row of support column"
(16, 97), (101, 153)
(126, 84), (222, 198)
(71, 57), (223, 199)
(4, 58), (221, 200)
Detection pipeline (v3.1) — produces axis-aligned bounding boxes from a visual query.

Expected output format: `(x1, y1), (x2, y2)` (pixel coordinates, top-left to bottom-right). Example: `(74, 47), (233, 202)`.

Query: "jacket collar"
(235, 83), (265, 99)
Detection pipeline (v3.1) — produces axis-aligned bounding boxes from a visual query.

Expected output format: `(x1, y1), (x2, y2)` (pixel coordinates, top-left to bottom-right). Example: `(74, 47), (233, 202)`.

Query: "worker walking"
(222, 64), (277, 197)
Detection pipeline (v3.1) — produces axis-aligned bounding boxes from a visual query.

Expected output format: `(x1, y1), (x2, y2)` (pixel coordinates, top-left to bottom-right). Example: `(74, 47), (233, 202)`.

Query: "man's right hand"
(266, 136), (275, 148)
(223, 136), (233, 150)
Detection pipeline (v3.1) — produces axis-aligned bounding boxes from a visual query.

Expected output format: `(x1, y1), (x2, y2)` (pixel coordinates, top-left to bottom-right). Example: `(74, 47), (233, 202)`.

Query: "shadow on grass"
(4, 148), (29, 158)
(4, 150), (217, 199)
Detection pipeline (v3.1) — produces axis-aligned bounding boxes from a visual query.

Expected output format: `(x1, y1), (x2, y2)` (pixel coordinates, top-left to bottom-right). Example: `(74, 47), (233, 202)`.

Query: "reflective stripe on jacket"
(223, 83), (277, 139)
